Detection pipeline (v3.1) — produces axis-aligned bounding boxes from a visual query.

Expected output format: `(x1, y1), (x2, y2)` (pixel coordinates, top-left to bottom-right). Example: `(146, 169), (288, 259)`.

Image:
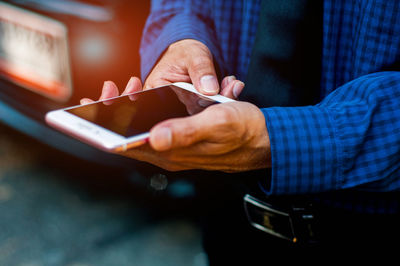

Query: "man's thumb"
(149, 127), (173, 151)
(149, 115), (206, 151)
(188, 55), (219, 95)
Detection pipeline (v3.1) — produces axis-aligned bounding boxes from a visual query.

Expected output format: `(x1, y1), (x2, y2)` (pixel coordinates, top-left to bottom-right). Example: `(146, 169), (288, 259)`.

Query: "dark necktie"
(241, 0), (322, 107)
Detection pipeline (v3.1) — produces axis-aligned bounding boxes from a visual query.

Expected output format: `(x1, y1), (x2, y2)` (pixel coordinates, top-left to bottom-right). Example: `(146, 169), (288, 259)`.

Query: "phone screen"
(66, 85), (217, 137)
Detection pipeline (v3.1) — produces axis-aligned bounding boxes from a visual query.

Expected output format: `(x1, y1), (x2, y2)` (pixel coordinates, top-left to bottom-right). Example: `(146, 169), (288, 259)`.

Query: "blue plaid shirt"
(140, 0), (400, 213)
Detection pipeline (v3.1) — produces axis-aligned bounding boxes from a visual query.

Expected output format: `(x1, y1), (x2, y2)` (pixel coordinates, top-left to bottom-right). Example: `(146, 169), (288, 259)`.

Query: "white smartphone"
(45, 82), (234, 153)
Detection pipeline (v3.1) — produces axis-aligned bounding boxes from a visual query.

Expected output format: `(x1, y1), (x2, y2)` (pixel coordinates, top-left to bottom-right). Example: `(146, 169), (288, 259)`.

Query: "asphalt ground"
(0, 124), (208, 266)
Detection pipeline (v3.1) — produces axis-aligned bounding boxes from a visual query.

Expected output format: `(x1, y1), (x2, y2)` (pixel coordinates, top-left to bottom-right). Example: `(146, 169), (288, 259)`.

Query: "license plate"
(0, 2), (72, 102)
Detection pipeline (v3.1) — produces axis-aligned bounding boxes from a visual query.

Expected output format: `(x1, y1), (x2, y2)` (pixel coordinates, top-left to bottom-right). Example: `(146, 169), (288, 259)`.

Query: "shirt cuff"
(140, 13), (224, 82)
(260, 106), (343, 195)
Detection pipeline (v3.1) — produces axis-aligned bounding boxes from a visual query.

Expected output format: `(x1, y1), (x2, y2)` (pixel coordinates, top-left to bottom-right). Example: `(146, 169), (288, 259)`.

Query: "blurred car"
(0, 0), (162, 179)
(0, 0), (218, 202)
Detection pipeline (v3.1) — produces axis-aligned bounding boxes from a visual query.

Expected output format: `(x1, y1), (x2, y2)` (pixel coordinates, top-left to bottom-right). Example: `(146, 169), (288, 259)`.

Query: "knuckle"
(214, 105), (236, 125)
(170, 122), (199, 147)
(190, 56), (213, 71)
(181, 126), (197, 144)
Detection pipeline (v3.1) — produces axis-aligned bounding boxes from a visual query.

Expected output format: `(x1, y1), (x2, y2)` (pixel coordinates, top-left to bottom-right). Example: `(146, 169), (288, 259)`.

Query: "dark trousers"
(201, 196), (400, 265)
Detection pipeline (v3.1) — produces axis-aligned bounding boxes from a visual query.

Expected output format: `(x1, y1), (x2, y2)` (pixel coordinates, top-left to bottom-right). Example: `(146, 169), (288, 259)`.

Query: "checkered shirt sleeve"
(140, 0), (261, 81)
(262, 72), (400, 195)
(139, 0), (223, 81)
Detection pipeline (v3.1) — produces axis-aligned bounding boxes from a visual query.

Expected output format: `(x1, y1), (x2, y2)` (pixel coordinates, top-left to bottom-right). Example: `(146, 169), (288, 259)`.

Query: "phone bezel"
(45, 82), (235, 152)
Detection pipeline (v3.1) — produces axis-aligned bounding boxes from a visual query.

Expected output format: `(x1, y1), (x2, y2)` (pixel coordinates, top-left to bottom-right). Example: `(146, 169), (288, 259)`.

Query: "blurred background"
(0, 0), (218, 265)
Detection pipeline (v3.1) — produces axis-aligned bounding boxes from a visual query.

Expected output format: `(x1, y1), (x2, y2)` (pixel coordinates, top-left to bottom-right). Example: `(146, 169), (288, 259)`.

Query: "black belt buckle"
(244, 194), (317, 244)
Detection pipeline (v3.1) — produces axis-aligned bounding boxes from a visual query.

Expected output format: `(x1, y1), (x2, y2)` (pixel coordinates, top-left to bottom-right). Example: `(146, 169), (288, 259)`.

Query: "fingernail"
(200, 75), (219, 94)
(100, 81), (111, 98)
(227, 75), (236, 83)
(126, 77), (135, 92)
(123, 77), (136, 97)
(222, 75), (236, 88)
(153, 127), (172, 150)
(233, 81), (245, 98)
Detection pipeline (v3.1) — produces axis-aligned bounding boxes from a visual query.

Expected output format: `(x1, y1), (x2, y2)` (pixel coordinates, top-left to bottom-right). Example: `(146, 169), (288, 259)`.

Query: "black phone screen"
(66, 85), (217, 137)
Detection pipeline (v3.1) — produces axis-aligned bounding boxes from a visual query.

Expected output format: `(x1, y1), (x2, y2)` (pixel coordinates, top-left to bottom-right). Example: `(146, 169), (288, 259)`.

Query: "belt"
(244, 194), (318, 244)
(244, 193), (400, 245)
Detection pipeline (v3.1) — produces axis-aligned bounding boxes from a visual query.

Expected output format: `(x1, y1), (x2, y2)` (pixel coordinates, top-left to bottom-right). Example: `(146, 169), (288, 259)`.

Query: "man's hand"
(144, 39), (244, 99)
(80, 80), (271, 172)
(81, 39), (244, 105)
(125, 101), (271, 172)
